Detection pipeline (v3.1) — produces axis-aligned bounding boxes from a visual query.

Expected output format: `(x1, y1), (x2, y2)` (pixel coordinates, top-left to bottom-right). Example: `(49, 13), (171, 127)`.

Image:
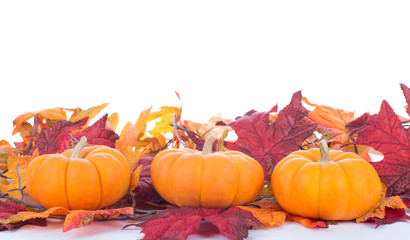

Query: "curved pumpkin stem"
(318, 139), (332, 164)
(202, 135), (216, 155)
(70, 136), (88, 159)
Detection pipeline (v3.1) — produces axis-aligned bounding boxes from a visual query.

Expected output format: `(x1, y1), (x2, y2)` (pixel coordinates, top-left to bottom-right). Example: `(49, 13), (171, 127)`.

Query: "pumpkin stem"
(318, 139), (332, 164)
(70, 136), (88, 159)
(202, 135), (216, 155)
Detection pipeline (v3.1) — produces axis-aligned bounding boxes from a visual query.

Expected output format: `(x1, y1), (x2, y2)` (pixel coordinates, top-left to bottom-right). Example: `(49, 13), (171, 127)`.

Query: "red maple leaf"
(34, 118), (88, 154)
(0, 200), (47, 231)
(347, 100), (410, 197)
(366, 207), (410, 228)
(225, 91), (317, 178)
(73, 114), (119, 148)
(123, 207), (261, 240)
(401, 83), (410, 117)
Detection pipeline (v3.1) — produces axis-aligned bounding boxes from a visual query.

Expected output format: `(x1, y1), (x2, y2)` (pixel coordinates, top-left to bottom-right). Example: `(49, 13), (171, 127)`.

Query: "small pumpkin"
(151, 136), (264, 209)
(271, 140), (382, 220)
(26, 137), (130, 210)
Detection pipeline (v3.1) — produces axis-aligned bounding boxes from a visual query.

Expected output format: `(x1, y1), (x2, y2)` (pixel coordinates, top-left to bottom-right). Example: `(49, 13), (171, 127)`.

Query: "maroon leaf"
(34, 118), (88, 154)
(204, 207), (262, 240)
(133, 155), (163, 203)
(401, 83), (410, 117)
(124, 207), (261, 240)
(366, 207), (410, 228)
(347, 100), (410, 197)
(0, 200), (47, 231)
(73, 114), (119, 148)
(225, 91), (317, 179)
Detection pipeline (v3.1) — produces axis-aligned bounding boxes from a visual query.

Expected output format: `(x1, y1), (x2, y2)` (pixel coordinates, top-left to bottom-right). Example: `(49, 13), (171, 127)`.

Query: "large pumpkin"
(26, 137), (130, 210)
(151, 136), (264, 208)
(271, 140), (382, 220)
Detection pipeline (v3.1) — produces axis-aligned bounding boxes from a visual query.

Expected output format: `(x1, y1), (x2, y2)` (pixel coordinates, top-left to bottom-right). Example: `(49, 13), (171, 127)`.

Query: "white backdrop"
(0, 1), (409, 240)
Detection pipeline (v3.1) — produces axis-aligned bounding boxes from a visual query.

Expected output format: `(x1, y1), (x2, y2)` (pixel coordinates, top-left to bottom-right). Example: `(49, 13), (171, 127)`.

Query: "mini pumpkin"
(151, 136), (264, 209)
(271, 140), (382, 220)
(26, 137), (130, 210)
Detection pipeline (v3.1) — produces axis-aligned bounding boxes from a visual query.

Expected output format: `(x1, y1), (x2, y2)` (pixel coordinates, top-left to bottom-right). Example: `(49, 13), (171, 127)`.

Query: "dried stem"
(350, 136), (358, 154)
(169, 123), (202, 138)
(16, 164), (26, 204)
(172, 113), (186, 148)
(25, 114), (39, 155)
(69, 133), (79, 144)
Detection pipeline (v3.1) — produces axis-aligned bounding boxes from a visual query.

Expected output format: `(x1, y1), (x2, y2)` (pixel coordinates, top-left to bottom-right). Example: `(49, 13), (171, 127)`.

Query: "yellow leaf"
(146, 106), (181, 136)
(2, 150), (39, 200)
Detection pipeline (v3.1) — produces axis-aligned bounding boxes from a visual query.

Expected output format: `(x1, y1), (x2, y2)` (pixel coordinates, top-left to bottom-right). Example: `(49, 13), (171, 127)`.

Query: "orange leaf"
(238, 206), (286, 228)
(0, 206), (134, 232)
(302, 97), (356, 144)
(287, 214), (328, 228)
(107, 112), (119, 131)
(63, 207), (134, 232)
(12, 107), (72, 136)
(129, 165), (143, 194)
(69, 103), (109, 125)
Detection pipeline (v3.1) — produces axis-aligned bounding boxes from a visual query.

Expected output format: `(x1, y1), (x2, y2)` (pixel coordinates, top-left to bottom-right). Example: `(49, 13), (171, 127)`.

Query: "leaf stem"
(25, 114), (39, 155)
(70, 136), (87, 159)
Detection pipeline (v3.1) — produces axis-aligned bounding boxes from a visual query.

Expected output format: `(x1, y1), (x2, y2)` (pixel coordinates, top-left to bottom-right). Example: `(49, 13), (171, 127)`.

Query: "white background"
(0, 1), (409, 240)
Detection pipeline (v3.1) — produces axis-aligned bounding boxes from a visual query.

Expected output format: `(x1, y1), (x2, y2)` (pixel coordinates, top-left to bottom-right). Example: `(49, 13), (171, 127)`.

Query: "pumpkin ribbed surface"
(151, 147), (264, 209)
(26, 138), (130, 210)
(271, 142), (382, 220)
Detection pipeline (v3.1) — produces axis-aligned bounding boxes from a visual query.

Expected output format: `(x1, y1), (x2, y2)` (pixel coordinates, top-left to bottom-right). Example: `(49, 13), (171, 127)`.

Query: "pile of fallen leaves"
(0, 85), (409, 240)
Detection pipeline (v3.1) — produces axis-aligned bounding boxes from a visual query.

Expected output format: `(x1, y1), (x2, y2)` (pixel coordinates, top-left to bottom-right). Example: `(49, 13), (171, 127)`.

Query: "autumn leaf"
(0, 205), (133, 232)
(401, 83), (410, 117)
(124, 207), (261, 240)
(129, 165), (143, 194)
(241, 196), (327, 229)
(73, 114), (119, 148)
(62, 207), (134, 232)
(107, 112), (119, 131)
(12, 107), (74, 136)
(132, 155), (163, 203)
(183, 113), (233, 149)
(34, 118), (88, 154)
(237, 206), (287, 228)
(69, 103), (109, 125)
(225, 91), (317, 179)
(2, 150), (39, 200)
(204, 207), (262, 240)
(0, 199), (47, 231)
(287, 214), (328, 228)
(302, 96), (356, 144)
(146, 106), (182, 137)
(346, 100), (410, 197)
(356, 196), (409, 227)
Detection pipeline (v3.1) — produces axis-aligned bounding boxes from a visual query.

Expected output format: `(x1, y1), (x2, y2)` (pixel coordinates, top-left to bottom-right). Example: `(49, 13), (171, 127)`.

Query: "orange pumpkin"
(151, 136), (264, 209)
(271, 140), (382, 220)
(26, 137), (130, 210)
